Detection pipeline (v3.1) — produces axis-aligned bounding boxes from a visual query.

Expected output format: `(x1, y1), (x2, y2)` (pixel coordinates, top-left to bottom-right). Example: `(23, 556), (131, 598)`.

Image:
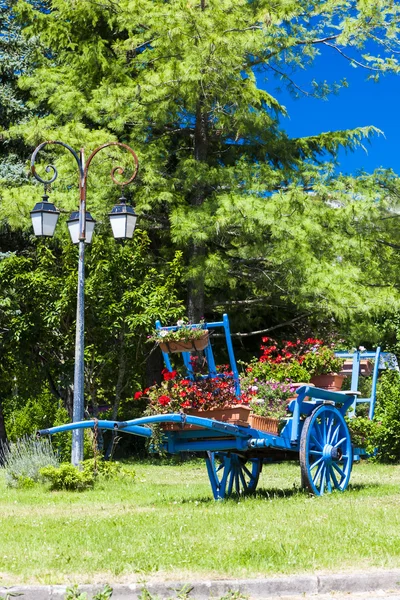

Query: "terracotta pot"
(159, 331), (209, 354)
(310, 374), (345, 391)
(161, 405), (251, 430)
(341, 359), (373, 377)
(248, 414), (279, 434)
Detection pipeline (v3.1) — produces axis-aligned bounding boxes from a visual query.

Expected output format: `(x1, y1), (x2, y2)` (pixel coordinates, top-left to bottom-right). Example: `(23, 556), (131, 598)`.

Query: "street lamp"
(30, 140), (139, 466)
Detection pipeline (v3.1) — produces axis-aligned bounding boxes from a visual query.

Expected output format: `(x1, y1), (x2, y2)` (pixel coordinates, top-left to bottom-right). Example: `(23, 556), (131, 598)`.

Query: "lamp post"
(30, 140), (139, 466)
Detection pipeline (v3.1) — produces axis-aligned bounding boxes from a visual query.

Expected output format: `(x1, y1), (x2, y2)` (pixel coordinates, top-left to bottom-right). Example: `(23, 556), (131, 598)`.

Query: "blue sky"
(264, 47), (400, 176)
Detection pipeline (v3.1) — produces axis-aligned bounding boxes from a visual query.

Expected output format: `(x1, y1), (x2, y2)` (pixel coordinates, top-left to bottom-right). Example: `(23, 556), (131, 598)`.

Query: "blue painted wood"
(335, 348), (382, 419)
(300, 404), (353, 495)
(205, 452), (261, 499)
(156, 313), (241, 397)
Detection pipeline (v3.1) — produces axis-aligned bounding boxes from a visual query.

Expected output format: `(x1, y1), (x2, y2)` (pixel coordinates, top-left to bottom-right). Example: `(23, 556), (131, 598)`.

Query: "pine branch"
(323, 42), (383, 71)
(213, 312), (313, 337)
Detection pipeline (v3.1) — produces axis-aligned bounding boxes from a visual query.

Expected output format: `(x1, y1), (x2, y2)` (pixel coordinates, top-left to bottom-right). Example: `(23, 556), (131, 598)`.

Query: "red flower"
(180, 400), (191, 408)
(134, 391), (142, 400)
(181, 379), (191, 386)
(179, 391), (187, 398)
(158, 395), (171, 406)
(163, 370), (178, 381)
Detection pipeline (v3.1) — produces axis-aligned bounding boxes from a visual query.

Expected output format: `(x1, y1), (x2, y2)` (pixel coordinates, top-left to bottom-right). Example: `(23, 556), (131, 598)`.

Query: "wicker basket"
(159, 331), (209, 354)
(249, 414), (279, 435)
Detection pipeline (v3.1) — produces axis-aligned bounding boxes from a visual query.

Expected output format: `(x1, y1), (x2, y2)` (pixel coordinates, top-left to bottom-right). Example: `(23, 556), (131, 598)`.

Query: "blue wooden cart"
(38, 316), (396, 498)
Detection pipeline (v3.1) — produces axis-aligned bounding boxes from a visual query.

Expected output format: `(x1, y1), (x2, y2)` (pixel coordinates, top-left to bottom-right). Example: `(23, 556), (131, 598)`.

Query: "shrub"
(0, 436), (59, 488)
(4, 390), (59, 441)
(373, 370), (400, 463)
(40, 463), (95, 491)
(346, 416), (380, 455)
(82, 458), (135, 481)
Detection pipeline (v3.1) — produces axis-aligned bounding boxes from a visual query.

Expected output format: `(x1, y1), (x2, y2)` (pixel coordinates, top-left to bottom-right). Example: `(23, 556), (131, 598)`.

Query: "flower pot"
(248, 414), (279, 435)
(159, 331), (209, 354)
(161, 405), (250, 430)
(310, 374), (345, 391)
(341, 359), (373, 377)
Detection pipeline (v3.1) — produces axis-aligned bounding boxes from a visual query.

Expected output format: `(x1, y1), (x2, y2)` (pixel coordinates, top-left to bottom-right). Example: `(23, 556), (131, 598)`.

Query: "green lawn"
(1, 459), (400, 586)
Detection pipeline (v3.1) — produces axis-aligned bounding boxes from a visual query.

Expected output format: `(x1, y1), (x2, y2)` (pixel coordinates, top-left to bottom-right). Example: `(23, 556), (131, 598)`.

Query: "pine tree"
(2, 0), (400, 330)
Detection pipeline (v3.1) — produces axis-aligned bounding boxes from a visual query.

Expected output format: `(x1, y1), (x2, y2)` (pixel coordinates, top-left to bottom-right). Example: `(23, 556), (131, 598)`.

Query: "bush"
(373, 370), (400, 463)
(4, 390), (59, 441)
(40, 463), (95, 491)
(82, 458), (135, 481)
(0, 436), (59, 488)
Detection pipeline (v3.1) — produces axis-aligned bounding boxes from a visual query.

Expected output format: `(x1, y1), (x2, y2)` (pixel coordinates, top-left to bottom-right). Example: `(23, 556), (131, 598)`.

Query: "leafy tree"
(3, 0), (400, 327)
(0, 228), (183, 438)
(2, 0), (400, 442)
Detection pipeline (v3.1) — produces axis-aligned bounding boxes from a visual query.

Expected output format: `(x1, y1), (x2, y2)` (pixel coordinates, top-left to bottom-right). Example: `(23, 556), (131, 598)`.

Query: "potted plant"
(148, 319), (209, 353)
(135, 367), (250, 429)
(241, 376), (296, 433)
(301, 341), (345, 390)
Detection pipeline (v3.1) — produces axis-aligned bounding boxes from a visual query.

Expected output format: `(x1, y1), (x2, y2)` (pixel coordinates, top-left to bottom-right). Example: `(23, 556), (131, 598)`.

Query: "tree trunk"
(0, 399), (7, 445)
(187, 101), (208, 322)
(146, 346), (163, 387)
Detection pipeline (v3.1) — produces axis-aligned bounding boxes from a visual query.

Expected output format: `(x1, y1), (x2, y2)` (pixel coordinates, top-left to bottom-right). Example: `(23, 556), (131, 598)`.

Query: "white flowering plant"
(241, 377), (296, 419)
(148, 318), (208, 344)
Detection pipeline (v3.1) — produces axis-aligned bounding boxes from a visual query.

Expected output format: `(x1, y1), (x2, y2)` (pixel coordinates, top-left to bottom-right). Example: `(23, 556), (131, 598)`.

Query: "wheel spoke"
(311, 434), (323, 450)
(330, 465), (340, 489)
(322, 417), (327, 444)
(310, 456), (324, 471)
(313, 421), (322, 443)
(319, 465), (327, 494)
(326, 418), (334, 444)
(334, 436), (347, 449)
(239, 468), (248, 492)
(301, 405), (352, 496)
(227, 466), (234, 496)
(313, 461), (324, 485)
(331, 424), (340, 445)
(332, 462), (346, 480)
(235, 472), (240, 495)
(242, 464), (253, 479)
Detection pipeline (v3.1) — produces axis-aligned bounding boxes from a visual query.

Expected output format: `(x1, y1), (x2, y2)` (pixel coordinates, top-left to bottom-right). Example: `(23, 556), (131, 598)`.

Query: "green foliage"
(347, 416), (380, 455)
(244, 381), (295, 420)
(1, 435), (59, 488)
(301, 346), (344, 377)
(82, 458), (135, 481)
(148, 319), (208, 343)
(65, 585), (113, 600)
(2, 0), (400, 333)
(242, 359), (310, 384)
(4, 389), (59, 441)
(40, 463), (95, 491)
(52, 406), (72, 462)
(0, 232), (183, 438)
(373, 370), (400, 463)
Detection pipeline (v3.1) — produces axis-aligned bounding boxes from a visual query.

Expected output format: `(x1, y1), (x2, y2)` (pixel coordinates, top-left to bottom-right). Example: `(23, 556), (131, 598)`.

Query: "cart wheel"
(205, 451), (262, 500)
(300, 404), (353, 496)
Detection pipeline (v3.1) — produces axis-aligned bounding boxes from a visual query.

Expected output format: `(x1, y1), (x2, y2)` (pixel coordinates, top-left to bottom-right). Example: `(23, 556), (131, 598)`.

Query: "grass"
(1, 458), (400, 585)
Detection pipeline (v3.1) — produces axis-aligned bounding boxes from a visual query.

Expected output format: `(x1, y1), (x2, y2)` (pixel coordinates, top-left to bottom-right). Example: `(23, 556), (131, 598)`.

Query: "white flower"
(177, 319), (185, 327)
(359, 345), (366, 352)
(159, 329), (168, 337)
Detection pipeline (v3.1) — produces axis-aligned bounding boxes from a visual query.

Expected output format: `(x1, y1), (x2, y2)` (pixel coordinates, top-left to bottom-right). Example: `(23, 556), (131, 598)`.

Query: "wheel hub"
(322, 444), (342, 462)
